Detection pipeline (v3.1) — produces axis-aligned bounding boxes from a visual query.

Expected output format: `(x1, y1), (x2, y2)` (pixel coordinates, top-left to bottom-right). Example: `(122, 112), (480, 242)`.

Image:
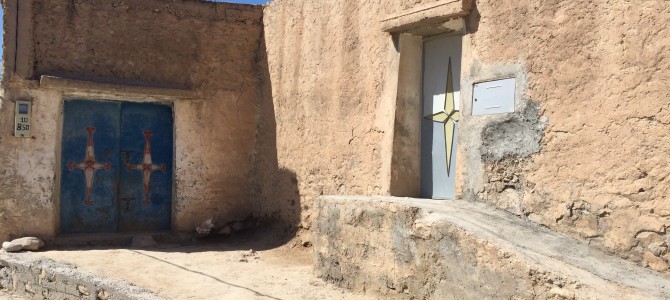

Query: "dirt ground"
(34, 231), (370, 300)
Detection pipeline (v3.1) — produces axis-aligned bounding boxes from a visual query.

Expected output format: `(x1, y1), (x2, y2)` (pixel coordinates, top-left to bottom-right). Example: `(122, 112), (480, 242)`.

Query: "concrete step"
(0, 252), (163, 300)
(314, 196), (670, 299)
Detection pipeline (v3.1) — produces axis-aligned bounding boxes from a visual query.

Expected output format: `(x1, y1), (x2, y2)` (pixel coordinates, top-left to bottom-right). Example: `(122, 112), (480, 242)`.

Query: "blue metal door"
(60, 100), (121, 234)
(60, 100), (173, 234)
(119, 102), (173, 232)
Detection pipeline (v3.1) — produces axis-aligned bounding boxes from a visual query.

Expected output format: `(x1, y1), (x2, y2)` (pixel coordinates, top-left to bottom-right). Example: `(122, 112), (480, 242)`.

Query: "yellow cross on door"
(423, 57), (460, 175)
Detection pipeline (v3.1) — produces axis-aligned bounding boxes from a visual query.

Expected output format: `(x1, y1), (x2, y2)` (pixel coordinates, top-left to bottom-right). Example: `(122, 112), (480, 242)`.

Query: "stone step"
(0, 252), (163, 300)
(314, 196), (670, 299)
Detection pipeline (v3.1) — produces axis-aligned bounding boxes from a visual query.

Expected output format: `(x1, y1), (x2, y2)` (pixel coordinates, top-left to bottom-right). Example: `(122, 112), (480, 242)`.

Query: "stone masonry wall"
(0, 0), (264, 240)
(0, 251), (163, 300)
(261, 0), (670, 273)
(314, 196), (670, 299)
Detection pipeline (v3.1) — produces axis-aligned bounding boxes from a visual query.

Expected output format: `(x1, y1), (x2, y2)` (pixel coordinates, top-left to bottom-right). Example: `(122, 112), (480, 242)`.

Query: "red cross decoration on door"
(67, 127), (111, 205)
(126, 130), (167, 205)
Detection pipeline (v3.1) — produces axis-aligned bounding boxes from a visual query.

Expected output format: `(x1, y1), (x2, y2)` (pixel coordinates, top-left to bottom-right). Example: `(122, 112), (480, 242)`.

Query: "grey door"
(420, 35), (462, 199)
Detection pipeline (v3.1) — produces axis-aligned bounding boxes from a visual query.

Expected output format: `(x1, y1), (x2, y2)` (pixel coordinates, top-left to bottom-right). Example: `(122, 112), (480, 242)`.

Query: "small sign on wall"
(472, 78), (516, 116)
(14, 100), (31, 138)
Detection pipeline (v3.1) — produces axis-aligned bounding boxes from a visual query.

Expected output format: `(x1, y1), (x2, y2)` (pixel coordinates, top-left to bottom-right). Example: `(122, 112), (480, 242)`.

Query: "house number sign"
(14, 100), (31, 138)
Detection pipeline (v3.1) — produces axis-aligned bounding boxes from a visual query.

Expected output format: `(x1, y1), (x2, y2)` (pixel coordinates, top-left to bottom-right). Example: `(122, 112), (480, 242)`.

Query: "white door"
(420, 35), (462, 199)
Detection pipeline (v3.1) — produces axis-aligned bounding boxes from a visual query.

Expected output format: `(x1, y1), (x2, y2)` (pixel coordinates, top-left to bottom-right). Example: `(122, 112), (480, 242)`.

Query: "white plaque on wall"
(472, 78), (516, 116)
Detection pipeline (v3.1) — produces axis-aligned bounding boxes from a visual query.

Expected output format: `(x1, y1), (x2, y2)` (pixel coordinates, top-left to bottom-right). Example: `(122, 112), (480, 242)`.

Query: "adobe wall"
(254, 0), (399, 231)
(463, 0), (670, 272)
(0, 0), (264, 240)
(260, 0), (670, 272)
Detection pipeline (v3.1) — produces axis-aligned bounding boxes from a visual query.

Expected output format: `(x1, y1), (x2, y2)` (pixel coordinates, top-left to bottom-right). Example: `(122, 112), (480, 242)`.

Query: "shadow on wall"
(249, 31), (302, 241)
(467, 0), (480, 34)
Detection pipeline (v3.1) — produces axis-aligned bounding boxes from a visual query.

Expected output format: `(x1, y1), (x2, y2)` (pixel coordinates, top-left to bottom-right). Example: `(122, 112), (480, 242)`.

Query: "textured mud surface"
(35, 233), (368, 300)
(468, 0), (670, 271)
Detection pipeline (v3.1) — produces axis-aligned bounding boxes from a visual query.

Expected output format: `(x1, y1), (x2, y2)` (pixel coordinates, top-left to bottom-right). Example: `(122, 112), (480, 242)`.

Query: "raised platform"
(313, 196), (670, 299)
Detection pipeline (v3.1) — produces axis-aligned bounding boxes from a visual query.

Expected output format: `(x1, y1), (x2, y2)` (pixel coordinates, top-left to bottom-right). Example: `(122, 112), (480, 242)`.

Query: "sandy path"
(37, 237), (371, 300)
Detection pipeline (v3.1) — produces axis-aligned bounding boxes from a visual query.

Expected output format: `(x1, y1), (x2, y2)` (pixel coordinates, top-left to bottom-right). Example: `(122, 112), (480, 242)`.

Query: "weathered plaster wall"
(255, 0), (399, 231)
(0, 0), (264, 240)
(460, 0), (670, 272)
(261, 0), (670, 273)
(0, 88), (60, 242)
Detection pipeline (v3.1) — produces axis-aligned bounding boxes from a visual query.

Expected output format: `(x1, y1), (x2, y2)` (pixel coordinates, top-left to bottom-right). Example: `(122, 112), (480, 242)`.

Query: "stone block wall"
(313, 196), (670, 299)
(0, 252), (162, 300)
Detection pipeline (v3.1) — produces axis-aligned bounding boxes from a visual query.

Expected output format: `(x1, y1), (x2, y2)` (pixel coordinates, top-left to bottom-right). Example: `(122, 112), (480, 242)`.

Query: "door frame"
(54, 93), (177, 235)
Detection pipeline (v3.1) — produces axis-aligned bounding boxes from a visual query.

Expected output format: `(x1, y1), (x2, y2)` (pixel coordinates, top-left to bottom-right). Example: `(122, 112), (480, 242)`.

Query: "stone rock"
(549, 287), (575, 299)
(2, 241), (22, 252)
(131, 234), (157, 248)
(643, 251), (669, 272)
(231, 221), (245, 232)
(24, 281), (36, 293)
(218, 226), (233, 236)
(77, 285), (90, 296)
(97, 289), (110, 300)
(636, 231), (664, 246)
(649, 241), (668, 256)
(11, 237), (44, 251)
(195, 218), (214, 238)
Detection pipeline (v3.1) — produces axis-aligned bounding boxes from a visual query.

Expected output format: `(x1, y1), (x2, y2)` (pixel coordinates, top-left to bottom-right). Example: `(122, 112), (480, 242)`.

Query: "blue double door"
(60, 100), (173, 234)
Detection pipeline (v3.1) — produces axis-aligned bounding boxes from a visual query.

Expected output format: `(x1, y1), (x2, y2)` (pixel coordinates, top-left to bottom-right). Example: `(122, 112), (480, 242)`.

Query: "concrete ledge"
(39, 76), (200, 101)
(314, 196), (670, 299)
(381, 0), (472, 35)
(0, 251), (164, 300)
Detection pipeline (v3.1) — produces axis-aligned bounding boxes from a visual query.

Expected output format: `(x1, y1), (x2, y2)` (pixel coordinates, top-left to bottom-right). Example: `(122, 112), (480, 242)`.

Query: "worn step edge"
(315, 196), (670, 299)
(0, 251), (165, 300)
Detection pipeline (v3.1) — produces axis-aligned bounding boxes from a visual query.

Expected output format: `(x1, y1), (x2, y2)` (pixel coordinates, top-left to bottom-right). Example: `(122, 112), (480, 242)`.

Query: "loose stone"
(2, 241), (22, 252)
